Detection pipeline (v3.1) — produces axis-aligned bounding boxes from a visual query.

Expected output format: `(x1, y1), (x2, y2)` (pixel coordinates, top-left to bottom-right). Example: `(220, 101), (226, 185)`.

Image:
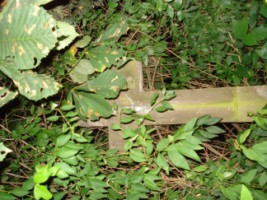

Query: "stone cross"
(79, 61), (267, 150)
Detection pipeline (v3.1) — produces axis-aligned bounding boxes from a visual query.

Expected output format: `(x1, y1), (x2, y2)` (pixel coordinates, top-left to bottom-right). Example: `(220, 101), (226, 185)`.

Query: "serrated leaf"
(0, 143), (12, 162)
(205, 126), (225, 134)
(144, 173), (161, 191)
(167, 144), (190, 170)
(78, 70), (127, 99)
(96, 19), (129, 43)
(0, 3), (57, 69)
(0, 192), (16, 200)
(60, 104), (75, 111)
(0, 86), (18, 108)
(55, 21), (79, 50)
(238, 129), (251, 144)
(176, 143), (201, 162)
(54, 162), (77, 175)
(87, 45), (128, 72)
(241, 169), (257, 184)
(34, 184), (52, 200)
(69, 59), (95, 83)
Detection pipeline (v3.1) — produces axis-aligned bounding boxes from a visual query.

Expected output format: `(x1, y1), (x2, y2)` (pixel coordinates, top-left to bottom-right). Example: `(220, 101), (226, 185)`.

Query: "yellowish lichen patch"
(7, 14), (12, 23)
(111, 86), (119, 92)
(5, 29), (9, 35)
(41, 80), (49, 89)
(111, 76), (118, 82)
(37, 43), (43, 50)
(42, 47), (49, 55)
(104, 57), (109, 63)
(15, 0), (21, 8)
(18, 46), (25, 55)
(32, 6), (40, 16)
(25, 24), (36, 35)
(12, 42), (18, 54)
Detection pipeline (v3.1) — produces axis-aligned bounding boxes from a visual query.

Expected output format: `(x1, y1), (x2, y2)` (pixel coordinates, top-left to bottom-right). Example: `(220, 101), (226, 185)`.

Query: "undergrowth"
(1, 0), (267, 199)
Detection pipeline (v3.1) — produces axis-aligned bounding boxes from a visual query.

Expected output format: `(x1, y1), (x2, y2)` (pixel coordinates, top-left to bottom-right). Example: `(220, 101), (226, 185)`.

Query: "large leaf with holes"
(77, 70), (127, 99)
(0, 143), (12, 162)
(95, 19), (129, 43)
(0, 87), (18, 108)
(0, 63), (61, 101)
(86, 44), (128, 72)
(0, 1), (57, 69)
(72, 91), (112, 121)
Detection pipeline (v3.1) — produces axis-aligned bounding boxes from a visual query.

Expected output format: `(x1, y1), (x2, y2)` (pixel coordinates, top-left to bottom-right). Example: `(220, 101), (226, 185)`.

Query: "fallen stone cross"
(79, 61), (267, 150)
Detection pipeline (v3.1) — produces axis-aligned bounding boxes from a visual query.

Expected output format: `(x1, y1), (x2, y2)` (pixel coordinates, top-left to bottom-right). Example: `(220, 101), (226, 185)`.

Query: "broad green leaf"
(56, 134), (71, 147)
(34, 165), (53, 184)
(144, 173), (161, 191)
(121, 117), (135, 124)
(232, 18), (248, 39)
(86, 45), (128, 72)
(196, 115), (221, 126)
(72, 91), (112, 121)
(96, 19), (129, 43)
(78, 70), (127, 99)
(156, 106), (168, 112)
(0, 192), (16, 200)
(241, 169), (257, 184)
(256, 42), (267, 59)
(69, 59), (95, 83)
(258, 171), (267, 187)
(238, 129), (251, 144)
(173, 0), (183, 10)
(55, 21), (79, 50)
(0, 65), (62, 101)
(155, 153), (170, 174)
(156, 138), (170, 151)
(34, 184), (52, 200)
(54, 162), (77, 175)
(75, 36), (92, 48)
(176, 143), (201, 162)
(221, 185), (240, 200)
(122, 128), (136, 139)
(0, 87), (18, 108)
(150, 92), (159, 106)
(13, 71), (62, 101)
(193, 165), (208, 172)
(11, 188), (29, 197)
(56, 144), (81, 159)
(260, 3), (267, 18)
(111, 123), (121, 131)
(205, 126), (225, 134)
(249, 27), (267, 41)
(167, 144), (190, 170)
(241, 34), (258, 46)
(0, 143), (12, 162)
(0, 3), (57, 69)
(47, 116), (60, 122)
(240, 185), (253, 200)
(60, 104), (75, 111)
(130, 149), (147, 163)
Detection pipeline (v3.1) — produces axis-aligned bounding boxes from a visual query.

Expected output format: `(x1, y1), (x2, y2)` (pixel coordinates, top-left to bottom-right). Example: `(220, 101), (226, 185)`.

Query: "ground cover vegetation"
(0, 0), (267, 199)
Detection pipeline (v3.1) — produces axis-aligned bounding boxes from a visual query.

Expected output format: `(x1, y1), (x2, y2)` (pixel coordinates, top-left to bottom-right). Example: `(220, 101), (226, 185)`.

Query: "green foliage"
(1, 0), (267, 199)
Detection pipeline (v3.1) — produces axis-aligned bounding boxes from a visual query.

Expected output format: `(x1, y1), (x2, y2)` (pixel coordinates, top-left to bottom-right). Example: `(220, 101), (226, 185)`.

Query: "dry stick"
(202, 143), (229, 161)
